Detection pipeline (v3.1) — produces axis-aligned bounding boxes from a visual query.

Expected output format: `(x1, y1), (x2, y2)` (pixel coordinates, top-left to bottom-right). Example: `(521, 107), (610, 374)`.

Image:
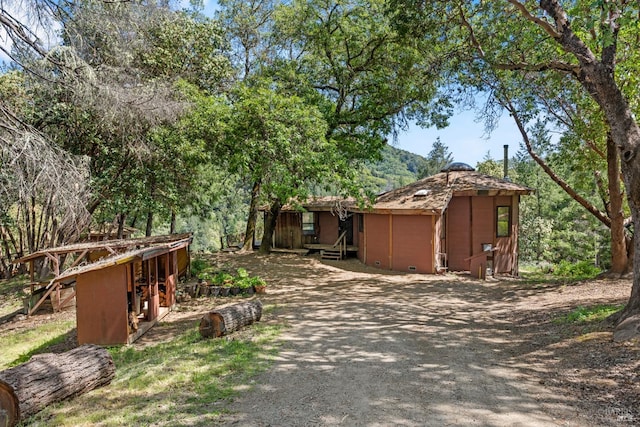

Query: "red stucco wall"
(364, 213), (390, 269)
(391, 215), (433, 273)
(471, 196), (494, 256)
(447, 196), (471, 271)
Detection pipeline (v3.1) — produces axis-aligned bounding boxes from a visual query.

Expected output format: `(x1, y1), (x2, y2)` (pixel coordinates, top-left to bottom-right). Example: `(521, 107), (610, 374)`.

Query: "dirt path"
(211, 253), (626, 426)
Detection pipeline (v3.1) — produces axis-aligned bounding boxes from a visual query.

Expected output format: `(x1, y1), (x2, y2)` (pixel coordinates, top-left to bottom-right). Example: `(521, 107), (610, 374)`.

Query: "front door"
(339, 215), (354, 245)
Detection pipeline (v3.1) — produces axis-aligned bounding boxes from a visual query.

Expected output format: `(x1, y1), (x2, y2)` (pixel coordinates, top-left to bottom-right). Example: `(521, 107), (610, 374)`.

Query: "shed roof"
(371, 171), (533, 214)
(53, 237), (191, 283)
(15, 233), (192, 263)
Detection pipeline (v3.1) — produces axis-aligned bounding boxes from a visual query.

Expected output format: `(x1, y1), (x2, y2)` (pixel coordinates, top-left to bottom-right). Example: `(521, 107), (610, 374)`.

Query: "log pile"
(199, 300), (263, 339)
(0, 344), (115, 426)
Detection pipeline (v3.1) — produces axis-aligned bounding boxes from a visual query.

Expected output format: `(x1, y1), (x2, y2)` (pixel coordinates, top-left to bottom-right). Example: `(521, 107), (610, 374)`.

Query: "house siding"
(317, 212), (339, 245)
(392, 215), (434, 273)
(494, 195), (517, 274)
(471, 196), (495, 257)
(447, 196), (472, 271)
(364, 213), (391, 270)
(274, 212), (302, 249)
(76, 264), (129, 345)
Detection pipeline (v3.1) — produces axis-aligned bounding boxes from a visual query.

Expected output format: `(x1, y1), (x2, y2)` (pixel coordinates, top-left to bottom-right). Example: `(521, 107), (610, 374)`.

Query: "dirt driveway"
(207, 252), (637, 427)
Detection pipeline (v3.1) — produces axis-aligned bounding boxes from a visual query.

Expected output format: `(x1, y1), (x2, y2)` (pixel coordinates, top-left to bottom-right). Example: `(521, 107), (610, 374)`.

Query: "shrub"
(191, 258), (208, 277)
(555, 304), (624, 324)
(553, 260), (601, 280)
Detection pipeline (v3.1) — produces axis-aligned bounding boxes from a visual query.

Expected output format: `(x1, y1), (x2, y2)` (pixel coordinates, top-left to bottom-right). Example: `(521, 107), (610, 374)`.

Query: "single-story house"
(269, 163), (532, 276)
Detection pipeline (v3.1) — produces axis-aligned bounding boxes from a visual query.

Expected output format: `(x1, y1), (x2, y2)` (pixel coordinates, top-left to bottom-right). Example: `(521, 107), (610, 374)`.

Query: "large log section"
(0, 345), (115, 426)
(199, 300), (263, 338)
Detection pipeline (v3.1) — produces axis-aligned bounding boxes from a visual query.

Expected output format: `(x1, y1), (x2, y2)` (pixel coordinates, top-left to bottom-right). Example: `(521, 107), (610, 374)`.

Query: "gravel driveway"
(215, 253), (605, 426)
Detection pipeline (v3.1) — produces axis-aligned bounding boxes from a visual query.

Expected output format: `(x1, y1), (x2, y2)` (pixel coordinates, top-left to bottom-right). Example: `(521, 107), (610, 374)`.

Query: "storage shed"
(14, 234), (192, 345)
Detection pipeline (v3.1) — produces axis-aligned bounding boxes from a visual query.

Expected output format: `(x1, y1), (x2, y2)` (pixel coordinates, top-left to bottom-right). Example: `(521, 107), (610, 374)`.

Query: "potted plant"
(213, 272), (233, 296)
(251, 277), (267, 294)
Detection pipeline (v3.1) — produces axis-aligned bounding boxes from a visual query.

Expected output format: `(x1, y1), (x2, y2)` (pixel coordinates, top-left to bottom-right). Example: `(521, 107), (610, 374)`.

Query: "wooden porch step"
(321, 249), (343, 261)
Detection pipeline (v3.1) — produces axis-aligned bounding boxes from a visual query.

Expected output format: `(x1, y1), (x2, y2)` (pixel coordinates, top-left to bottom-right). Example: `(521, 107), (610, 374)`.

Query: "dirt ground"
(207, 252), (639, 427)
(3, 252), (639, 426)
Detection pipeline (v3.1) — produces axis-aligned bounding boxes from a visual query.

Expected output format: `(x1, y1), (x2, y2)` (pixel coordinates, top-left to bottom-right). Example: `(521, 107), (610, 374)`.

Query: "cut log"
(199, 300), (263, 338)
(0, 344), (115, 426)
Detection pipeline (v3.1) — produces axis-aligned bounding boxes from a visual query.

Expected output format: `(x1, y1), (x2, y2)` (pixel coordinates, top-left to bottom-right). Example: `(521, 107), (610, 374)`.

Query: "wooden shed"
(14, 234), (192, 345)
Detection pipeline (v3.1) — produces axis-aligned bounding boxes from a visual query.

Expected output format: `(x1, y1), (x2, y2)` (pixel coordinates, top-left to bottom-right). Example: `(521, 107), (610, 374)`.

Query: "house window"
(496, 206), (511, 237)
(358, 214), (364, 232)
(302, 212), (315, 235)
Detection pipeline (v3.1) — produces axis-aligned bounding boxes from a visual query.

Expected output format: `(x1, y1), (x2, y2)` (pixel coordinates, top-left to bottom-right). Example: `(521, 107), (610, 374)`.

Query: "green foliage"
(555, 304), (624, 325)
(418, 138), (454, 178)
(356, 145), (427, 194)
(190, 258), (208, 278)
(553, 260), (602, 280)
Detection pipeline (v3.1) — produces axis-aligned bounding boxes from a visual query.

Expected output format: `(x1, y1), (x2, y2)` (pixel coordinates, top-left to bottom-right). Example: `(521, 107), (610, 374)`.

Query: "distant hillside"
(357, 145), (428, 194)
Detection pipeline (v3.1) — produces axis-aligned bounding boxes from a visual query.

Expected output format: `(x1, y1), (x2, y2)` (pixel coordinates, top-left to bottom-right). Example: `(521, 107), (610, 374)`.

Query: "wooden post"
(199, 300), (263, 339)
(0, 345), (115, 426)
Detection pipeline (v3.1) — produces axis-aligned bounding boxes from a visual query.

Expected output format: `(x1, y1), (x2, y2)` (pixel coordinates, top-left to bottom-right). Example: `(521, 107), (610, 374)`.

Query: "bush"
(555, 304), (624, 324)
(191, 258), (208, 277)
(553, 260), (601, 280)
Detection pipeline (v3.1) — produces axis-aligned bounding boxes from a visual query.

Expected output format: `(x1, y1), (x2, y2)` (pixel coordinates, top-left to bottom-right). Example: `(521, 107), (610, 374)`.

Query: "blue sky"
(393, 110), (523, 166)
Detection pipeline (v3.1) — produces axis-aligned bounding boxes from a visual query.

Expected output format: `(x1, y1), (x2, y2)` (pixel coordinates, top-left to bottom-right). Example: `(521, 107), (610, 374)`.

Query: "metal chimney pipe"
(503, 144), (509, 180)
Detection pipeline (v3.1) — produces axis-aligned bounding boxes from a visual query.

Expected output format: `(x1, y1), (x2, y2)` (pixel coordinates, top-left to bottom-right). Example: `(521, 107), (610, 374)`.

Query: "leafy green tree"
(419, 138), (454, 178)
(222, 81), (333, 253)
(393, 0), (640, 337)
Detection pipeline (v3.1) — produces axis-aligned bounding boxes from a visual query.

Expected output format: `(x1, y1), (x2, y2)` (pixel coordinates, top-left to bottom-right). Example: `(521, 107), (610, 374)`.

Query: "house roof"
(371, 171), (533, 214)
(276, 171), (532, 216)
(280, 196), (357, 212)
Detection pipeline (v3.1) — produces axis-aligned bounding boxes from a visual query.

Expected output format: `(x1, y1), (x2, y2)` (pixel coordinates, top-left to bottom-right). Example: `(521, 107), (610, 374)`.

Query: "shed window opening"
(302, 212), (315, 235)
(496, 206), (511, 237)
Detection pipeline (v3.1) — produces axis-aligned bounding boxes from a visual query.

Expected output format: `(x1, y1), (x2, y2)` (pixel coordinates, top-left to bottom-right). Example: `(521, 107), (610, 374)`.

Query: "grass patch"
(0, 274), (30, 317)
(0, 318), (75, 369)
(25, 322), (282, 426)
(554, 304), (624, 325)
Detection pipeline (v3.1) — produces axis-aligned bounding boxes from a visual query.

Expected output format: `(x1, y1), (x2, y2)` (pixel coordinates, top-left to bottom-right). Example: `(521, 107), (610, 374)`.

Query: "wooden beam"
(28, 280), (60, 316)
(68, 249), (89, 269)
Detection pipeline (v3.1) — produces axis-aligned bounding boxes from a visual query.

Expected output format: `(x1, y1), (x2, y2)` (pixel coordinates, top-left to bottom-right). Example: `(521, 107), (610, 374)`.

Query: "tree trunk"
(241, 180), (261, 252)
(606, 134), (628, 275)
(259, 199), (282, 254)
(117, 213), (126, 239)
(199, 300), (263, 338)
(145, 211), (153, 237)
(170, 209), (176, 234)
(542, 0), (640, 332)
(0, 345), (115, 426)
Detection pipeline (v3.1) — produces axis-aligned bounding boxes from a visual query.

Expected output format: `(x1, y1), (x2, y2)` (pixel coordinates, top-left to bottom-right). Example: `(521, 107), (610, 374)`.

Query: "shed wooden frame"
(14, 234), (192, 345)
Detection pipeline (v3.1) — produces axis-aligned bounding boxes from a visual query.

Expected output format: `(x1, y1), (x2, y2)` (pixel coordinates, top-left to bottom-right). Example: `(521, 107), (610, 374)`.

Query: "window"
(358, 214), (364, 232)
(496, 206), (511, 237)
(302, 212), (315, 235)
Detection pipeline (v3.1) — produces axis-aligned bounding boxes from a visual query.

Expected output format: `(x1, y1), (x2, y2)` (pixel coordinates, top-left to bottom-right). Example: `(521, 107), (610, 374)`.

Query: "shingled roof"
(372, 170), (533, 214)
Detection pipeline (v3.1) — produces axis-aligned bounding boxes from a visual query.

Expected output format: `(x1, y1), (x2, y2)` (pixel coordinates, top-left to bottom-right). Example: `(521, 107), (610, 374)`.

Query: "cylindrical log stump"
(0, 344), (115, 426)
(199, 300), (263, 338)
